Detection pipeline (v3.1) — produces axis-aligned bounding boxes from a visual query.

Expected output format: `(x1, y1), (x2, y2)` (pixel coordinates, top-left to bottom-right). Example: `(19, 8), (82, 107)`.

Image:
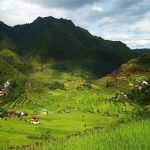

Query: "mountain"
(0, 16), (137, 77)
(110, 52), (150, 77)
(0, 22), (16, 50)
(0, 17), (149, 149)
(95, 52), (150, 104)
(134, 48), (150, 54)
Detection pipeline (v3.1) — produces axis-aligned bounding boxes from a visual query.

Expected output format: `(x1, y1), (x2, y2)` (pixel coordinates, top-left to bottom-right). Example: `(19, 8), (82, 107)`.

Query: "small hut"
(41, 108), (48, 114)
(64, 109), (71, 114)
(31, 116), (40, 124)
(0, 91), (5, 97)
(20, 112), (27, 116)
(7, 110), (17, 116)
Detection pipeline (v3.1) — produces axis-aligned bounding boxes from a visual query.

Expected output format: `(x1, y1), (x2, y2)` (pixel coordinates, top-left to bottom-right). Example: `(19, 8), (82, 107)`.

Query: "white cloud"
(92, 3), (103, 12)
(125, 39), (150, 49)
(131, 18), (150, 33)
(0, 0), (149, 48)
(0, 0), (67, 26)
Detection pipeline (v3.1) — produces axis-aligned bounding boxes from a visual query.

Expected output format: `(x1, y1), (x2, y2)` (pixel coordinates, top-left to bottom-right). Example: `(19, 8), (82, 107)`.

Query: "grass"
(1, 76), (148, 149)
(39, 119), (150, 150)
(0, 119), (40, 149)
(0, 53), (150, 149)
(0, 91), (145, 149)
(0, 109), (116, 148)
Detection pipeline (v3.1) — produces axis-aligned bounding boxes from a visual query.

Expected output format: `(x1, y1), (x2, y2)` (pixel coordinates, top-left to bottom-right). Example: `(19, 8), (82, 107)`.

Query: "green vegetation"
(46, 82), (65, 90)
(39, 120), (150, 150)
(0, 16), (138, 78)
(0, 17), (149, 149)
(0, 51), (149, 149)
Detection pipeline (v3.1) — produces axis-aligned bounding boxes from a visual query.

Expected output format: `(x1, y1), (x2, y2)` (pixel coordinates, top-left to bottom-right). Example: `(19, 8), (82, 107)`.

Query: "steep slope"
(0, 51), (149, 150)
(95, 52), (150, 104)
(110, 52), (150, 76)
(0, 49), (32, 103)
(0, 17), (137, 70)
(9, 17), (125, 60)
(0, 22), (16, 50)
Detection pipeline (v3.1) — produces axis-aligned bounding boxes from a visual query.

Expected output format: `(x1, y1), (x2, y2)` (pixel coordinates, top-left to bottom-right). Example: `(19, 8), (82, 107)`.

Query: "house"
(0, 91), (5, 97)
(123, 94), (128, 99)
(7, 110), (16, 116)
(112, 96), (118, 101)
(3, 81), (10, 89)
(64, 109), (71, 114)
(15, 112), (21, 117)
(41, 109), (48, 114)
(31, 116), (40, 124)
(20, 112), (27, 116)
(141, 81), (148, 86)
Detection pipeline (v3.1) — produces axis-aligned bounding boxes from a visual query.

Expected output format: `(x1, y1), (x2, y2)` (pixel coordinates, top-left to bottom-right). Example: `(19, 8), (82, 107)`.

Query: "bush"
(106, 80), (116, 87)
(40, 130), (52, 140)
(128, 88), (150, 103)
(76, 83), (91, 90)
(5, 76), (27, 101)
(46, 82), (65, 90)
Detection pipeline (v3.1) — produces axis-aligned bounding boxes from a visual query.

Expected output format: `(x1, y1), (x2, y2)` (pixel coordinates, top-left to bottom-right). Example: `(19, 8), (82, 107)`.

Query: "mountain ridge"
(0, 16), (136, 57)
(0, 16), (138, 77)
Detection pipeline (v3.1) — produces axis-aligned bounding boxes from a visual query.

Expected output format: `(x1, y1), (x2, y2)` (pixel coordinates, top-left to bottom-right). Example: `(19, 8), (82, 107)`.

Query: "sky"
(0, 0), (150, 49)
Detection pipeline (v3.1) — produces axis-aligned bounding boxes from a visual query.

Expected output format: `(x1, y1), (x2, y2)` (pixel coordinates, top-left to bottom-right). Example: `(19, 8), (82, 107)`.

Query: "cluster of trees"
(46, 82), (65, 90)
(128, 80), (150, 103)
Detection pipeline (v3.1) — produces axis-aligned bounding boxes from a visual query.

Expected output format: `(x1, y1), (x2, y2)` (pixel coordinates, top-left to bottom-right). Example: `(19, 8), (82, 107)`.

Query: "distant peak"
(59, 18), (74, 24)
(33, 16), (43, 23)
(32, 16), (75, 27)
(0, 21), (11, 29)
(0, 21), (5, 26)
(33, 16), (55, 22)
(36, 16), (42, 20)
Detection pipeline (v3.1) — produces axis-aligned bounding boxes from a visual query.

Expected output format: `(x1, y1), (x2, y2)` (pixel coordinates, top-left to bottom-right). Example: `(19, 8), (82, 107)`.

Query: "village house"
(135, 80), (150, 93)
(0, 81), (11, 97)
(31, 116), (40, 124)
(20, 111), (27, 116)
(3, 81), (10, 90)
(63, 109), (71, 114)
(41, 108), (48, 114)
(141, 80), (148, 86)
(7, 110), (16, 116)
(0, 91), (5, 97)
(0, 80), (11, 97)
(112, 91), (128, 101)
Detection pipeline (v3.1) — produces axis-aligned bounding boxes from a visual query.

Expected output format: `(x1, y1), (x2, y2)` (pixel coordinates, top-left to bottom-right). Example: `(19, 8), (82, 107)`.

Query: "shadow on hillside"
(51, 60), (121, 80)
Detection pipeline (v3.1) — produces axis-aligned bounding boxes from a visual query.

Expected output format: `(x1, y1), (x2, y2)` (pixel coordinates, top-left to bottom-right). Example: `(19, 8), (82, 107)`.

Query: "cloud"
(0, 0), (149, 48)
(25, 0), (100, 9)
(92, 3), (103, 12)
(0, 0), (67, 25)
(78, 0), (150, 48)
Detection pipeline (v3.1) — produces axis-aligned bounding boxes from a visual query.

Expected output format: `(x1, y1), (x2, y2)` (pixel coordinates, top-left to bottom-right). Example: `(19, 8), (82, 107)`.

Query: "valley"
(0, 16), (150, 150)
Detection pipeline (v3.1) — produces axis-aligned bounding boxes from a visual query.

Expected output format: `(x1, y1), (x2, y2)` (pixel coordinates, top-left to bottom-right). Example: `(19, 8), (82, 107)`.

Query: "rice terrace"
(0, 0), (150, 149)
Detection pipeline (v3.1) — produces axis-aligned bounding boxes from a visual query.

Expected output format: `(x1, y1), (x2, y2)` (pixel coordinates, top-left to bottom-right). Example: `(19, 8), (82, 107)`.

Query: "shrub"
(128, 88), (150, 103)
(76, 83), (91, 90)
(46, 82), (65, 90)
(5, 76), (27, 101)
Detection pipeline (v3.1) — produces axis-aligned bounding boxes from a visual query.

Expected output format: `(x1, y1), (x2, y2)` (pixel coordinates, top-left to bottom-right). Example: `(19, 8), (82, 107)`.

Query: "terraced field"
(0, 86), (147, 149)
(39, 120), (150, 150)
(0, 52), (150, 149)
